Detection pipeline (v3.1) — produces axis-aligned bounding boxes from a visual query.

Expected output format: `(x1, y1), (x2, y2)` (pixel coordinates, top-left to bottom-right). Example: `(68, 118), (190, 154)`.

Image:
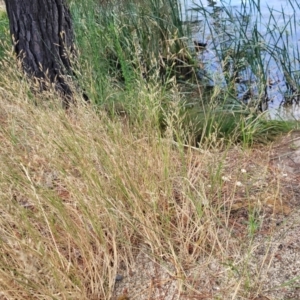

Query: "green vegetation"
(69, 0), (298, 145)
(0, 6), (8, 59)
(0, 0), (299, 299)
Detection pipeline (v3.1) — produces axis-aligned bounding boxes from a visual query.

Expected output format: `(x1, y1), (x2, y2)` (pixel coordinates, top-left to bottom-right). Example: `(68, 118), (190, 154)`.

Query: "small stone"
(221, 176), (231, 182)
(115, 274), (124, 282)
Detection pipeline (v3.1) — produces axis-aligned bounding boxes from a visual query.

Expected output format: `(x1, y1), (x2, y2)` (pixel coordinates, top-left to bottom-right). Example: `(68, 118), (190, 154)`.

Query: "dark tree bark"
(4, 0), (75, 107)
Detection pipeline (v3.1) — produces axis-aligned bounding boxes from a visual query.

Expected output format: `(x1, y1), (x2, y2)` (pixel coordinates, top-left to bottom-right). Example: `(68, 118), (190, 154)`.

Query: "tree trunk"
(4, 0), (75, 107)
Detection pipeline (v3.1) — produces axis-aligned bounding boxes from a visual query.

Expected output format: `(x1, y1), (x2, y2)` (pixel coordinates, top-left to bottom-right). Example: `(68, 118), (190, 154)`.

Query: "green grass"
(0, 8), (8, 59)
(68, 0), (298, 146)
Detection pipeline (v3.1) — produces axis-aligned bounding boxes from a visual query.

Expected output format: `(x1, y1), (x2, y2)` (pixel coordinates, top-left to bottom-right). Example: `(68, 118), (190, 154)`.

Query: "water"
(180, 0), (297, 22)
(178, 0), (300, 119)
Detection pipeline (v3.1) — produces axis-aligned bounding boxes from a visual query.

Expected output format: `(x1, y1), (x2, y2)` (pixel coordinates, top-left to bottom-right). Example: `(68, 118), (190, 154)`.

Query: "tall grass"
(70, 0), (192, 101)
(0, 1), (298, 299)
(0, 67), (293, 299)
(68, 0), (295, 146)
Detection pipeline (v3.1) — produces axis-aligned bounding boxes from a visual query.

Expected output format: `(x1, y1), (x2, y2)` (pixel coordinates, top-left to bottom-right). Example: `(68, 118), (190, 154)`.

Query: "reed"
(189, 0), (300, 109)
(67, 0), (295, 146)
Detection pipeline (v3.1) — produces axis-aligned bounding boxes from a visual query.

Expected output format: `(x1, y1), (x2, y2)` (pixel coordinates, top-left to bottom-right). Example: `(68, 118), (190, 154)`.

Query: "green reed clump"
(68, 0), (297, 145)
(70, 0), (197, 104)
(191, 0), (300, 109)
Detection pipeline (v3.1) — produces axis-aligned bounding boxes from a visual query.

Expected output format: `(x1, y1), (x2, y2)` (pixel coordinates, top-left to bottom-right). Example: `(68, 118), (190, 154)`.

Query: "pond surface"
(180, 0), (297, 21)
(179, 0), (300, 119)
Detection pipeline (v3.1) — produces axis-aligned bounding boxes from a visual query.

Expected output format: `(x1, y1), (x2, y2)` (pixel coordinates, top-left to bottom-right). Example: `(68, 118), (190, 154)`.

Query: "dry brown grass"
(0, 55), (297, 300)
